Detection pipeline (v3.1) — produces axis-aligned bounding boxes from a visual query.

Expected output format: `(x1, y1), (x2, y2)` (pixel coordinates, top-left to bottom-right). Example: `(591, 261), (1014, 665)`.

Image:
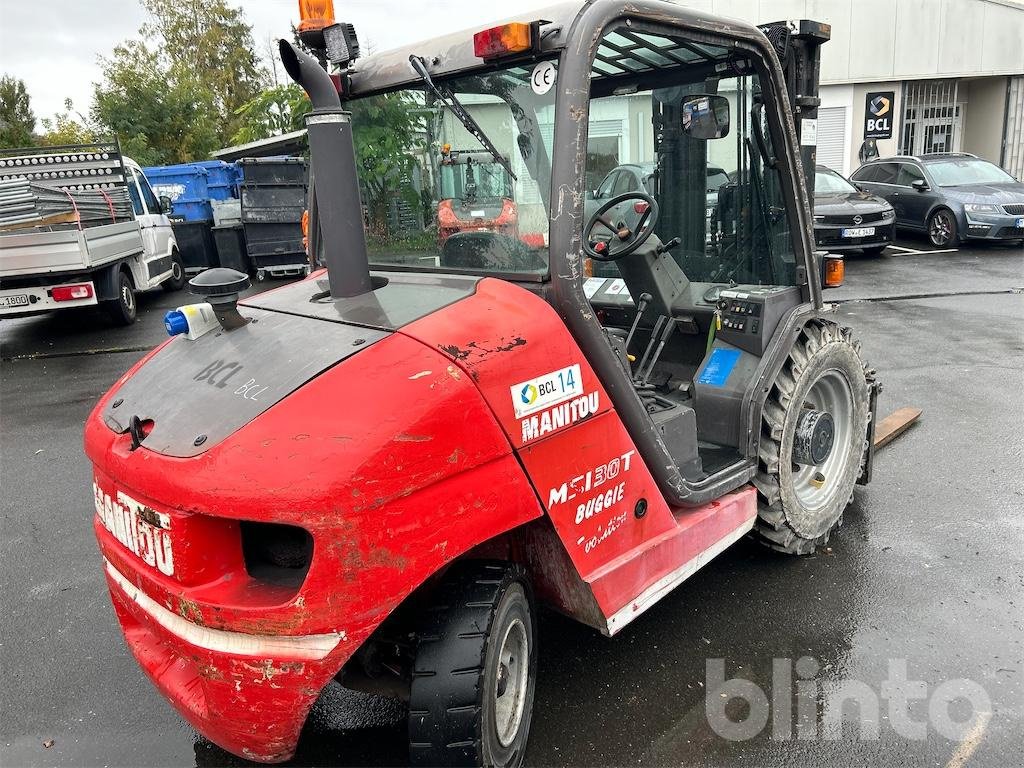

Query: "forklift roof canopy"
(346, 1), (761, 96)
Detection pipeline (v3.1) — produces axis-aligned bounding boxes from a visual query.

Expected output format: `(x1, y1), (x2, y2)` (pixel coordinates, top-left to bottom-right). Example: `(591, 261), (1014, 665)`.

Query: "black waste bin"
(170, 220), (217, 272)
(212, 224), (250, 274)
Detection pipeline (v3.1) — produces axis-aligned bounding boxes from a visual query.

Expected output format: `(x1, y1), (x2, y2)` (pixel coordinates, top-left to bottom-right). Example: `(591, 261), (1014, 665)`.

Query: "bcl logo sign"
(864, 91), (895, 140)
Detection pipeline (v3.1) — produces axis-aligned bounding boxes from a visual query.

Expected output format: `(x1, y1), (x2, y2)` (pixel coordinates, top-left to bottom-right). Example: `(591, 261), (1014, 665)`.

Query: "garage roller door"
(815, 107), (847, 174)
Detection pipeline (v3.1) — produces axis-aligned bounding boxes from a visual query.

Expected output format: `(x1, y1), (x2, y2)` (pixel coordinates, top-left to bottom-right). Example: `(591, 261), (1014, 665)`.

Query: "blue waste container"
(144, 161), (241, 222)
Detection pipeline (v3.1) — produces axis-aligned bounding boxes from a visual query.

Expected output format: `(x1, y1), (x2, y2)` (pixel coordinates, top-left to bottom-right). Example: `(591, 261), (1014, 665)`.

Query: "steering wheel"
(583, 191), (660, 262)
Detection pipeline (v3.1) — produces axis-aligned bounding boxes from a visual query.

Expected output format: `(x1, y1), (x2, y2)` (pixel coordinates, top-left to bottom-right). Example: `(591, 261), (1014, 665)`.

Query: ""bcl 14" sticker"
(510, 364), (583, 418)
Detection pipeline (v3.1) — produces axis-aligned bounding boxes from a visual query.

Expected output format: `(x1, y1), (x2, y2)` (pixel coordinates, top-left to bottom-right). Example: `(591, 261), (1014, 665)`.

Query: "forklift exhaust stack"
(278, 40), (374, 299)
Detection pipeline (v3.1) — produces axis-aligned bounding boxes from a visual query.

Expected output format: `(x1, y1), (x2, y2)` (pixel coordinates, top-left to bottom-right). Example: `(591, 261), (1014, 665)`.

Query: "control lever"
(624, 292), (652, 352)
(635, 315), (666, 382)
(638, 317), (677, 387)
(656, 237), (681, 254)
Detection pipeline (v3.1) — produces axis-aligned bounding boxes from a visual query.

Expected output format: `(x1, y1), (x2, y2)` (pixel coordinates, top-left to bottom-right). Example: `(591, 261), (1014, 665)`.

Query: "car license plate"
(0, 294), (30, 308)
(1016, 217), (1024, 228)
(841, 227), (875, 238)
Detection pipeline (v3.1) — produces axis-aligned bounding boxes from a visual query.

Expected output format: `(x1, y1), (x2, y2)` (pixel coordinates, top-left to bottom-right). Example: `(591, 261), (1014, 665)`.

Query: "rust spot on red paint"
(177, 596), (204, 624)
(439, 344), (470, 360)
(198, 663), (225, 681)
(440, 337), (526, 365)
(395, 434), (432, 443)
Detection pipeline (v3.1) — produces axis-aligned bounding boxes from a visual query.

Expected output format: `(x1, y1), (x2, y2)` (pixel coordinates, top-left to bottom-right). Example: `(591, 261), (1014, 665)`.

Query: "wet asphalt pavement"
(1, 239), (1022, 767)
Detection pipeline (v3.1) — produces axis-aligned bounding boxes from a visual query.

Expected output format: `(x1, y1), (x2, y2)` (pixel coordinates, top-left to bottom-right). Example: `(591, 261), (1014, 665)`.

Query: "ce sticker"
(531, 61), (556, 95)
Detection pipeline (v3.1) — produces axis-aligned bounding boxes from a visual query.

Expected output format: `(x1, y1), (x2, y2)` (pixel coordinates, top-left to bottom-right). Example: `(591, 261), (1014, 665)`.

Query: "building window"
(899, 80), (962, 156)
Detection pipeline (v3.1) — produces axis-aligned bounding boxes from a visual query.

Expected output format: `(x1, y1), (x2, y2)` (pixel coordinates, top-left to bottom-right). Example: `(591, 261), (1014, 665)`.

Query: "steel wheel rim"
(493, 617), (529, 748)
(172, 261), (182, 281)
(792, 368), (854, 511)
(929, 211), (952, 246)
(122, 283), (134, 311)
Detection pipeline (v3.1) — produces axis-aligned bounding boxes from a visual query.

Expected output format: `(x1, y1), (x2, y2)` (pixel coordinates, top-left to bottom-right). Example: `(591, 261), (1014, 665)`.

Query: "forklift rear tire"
(104, 269), (137, 326)
(409, 562), (536, 768)
(753, 320), (871, 554)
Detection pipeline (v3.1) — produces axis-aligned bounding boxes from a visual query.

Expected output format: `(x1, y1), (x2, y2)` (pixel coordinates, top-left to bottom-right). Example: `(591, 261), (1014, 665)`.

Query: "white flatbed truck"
(0, 143), (185, 325)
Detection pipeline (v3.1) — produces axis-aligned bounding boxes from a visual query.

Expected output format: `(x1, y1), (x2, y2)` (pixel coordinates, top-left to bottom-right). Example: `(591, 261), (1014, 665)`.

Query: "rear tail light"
(473, 23), (532, 59)
(240, 522), (313, 588)
(51, 283), (93, 302)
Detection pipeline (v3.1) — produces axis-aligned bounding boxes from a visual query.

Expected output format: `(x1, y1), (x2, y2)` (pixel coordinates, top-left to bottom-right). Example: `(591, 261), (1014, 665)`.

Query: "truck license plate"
(0, 294), (30, 308)
(841, 227), (875, 238)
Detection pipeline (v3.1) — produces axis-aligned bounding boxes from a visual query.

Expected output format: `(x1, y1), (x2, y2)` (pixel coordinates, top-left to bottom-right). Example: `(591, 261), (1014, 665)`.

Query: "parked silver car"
(850, 153), (1024, 248)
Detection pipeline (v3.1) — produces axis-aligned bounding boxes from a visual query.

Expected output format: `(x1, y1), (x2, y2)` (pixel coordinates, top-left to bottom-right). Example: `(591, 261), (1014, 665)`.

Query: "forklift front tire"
(409, 562), (537, 768)
(754, 320), (871, 554)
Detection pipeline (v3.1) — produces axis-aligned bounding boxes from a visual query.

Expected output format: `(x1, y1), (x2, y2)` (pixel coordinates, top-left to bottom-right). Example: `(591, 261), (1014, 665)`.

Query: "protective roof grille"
(592, 30), (731, 78)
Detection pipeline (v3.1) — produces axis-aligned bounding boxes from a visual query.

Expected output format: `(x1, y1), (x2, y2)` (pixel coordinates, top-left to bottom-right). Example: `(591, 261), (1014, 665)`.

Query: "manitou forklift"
(85, 2), (876, 766)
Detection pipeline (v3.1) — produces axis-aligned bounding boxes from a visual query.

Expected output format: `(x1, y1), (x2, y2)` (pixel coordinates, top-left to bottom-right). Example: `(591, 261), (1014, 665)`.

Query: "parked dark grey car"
(851, 153), (1024, 248)
(813, 165), (895, 255)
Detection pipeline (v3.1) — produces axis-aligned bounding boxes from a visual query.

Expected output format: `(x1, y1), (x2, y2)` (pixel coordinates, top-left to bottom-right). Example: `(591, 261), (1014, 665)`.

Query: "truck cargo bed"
(0, 220), (144, 279)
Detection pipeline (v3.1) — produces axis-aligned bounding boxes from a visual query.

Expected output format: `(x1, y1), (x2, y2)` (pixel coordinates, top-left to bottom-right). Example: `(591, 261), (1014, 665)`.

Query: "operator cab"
(578, 27), (802, 478)
(342, 9), (808, 493)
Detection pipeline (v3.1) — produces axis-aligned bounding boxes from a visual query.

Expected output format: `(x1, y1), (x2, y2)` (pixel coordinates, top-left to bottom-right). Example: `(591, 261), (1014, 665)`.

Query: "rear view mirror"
(681, 95), (730, 140)
(911, 179), (930, 192)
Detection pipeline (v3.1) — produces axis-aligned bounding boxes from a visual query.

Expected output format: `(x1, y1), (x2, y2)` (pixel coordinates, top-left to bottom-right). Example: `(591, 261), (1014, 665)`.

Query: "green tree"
(348, 92), (425, 237)
(232, 84), (310, 145)
(141, 0), (266, 144)
(0, 75), (36, 149)
(92, 41), (218, 165)
(88, 0), (268, 162)
(38, 99), (96, 146)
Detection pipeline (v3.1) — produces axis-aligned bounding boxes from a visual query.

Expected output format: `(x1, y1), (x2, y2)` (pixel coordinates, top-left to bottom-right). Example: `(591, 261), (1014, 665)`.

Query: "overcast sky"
(0, 0), (554, 128)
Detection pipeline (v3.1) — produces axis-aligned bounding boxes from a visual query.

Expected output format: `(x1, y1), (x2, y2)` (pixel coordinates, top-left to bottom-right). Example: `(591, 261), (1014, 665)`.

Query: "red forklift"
(437, 146), (519, 245)
(85, 2), (874, 766)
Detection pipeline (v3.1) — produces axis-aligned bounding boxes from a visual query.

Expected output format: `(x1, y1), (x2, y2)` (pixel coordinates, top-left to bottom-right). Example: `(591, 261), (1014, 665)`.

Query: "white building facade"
(673, 0), (1024, 178)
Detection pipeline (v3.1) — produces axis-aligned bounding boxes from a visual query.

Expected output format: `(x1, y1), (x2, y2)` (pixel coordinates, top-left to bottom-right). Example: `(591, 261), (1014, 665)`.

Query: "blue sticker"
(697, 348), (742, 387)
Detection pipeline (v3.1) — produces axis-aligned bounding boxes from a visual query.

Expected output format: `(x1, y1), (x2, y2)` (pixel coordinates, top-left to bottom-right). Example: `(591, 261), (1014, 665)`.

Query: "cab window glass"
(871, 163), (899, 184)
(126, 170), (144, 216)
(131, 168), (159, 213)
(896, 164), (924, 186)
(584, 30), (798, 286)
(596, 171), (618, 198)
(348, 62), (559, 277)
(612, 170), (636, 195)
